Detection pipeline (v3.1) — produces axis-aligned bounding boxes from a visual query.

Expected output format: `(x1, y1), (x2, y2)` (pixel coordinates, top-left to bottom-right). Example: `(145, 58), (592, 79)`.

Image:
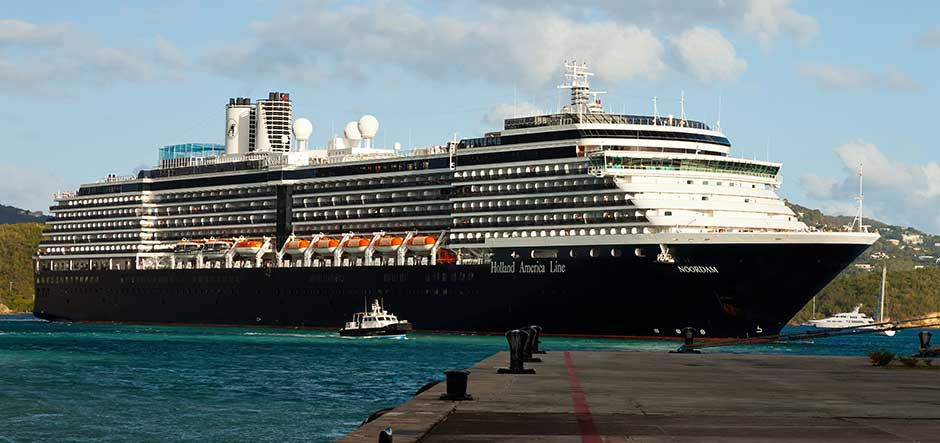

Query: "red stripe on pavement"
(565, 351), (601, 443)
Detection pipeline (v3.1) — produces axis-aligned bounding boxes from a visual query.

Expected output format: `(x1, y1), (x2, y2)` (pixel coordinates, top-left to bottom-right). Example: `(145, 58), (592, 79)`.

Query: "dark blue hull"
(34, 242), (870, 338)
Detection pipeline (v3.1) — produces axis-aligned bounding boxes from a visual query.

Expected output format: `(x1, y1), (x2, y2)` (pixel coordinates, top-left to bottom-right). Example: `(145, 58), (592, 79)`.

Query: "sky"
(1, 1), (938, 232)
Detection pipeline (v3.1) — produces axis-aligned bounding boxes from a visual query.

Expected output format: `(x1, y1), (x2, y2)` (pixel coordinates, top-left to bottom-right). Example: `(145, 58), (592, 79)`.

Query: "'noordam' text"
(677, 265), (720, 274)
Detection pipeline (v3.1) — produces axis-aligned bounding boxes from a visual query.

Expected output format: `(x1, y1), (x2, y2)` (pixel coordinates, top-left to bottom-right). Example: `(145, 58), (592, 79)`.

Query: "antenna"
(557, 60), (603, 115)
(679, 91), (687, 126)
(716, 94), (722, 132)
(851, 162), (866, 233)
(879, 263), (887, 323)
(652, 96), (659, 125)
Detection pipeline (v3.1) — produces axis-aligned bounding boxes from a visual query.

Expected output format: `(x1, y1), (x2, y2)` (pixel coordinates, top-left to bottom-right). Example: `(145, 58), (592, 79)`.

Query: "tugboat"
(339, 299), (413, 338)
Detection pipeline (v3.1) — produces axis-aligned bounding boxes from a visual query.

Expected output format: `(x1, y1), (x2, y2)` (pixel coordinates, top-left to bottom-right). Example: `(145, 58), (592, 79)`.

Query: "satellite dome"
(358, 115), (379, 138)
(293, 118), (313, 141)
(344, 121), (362, 140)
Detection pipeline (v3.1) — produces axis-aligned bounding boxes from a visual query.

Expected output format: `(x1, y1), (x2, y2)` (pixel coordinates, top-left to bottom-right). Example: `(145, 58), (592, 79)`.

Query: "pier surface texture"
(340, 351), (940, 442)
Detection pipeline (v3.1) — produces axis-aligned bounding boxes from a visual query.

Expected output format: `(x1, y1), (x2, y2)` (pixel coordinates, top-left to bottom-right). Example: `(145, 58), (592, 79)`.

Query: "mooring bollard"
(916, 330), (940, 357)
(439, 368), (473, 400)
(378, 427), (393, 443)
(670, 326), (701, 354)
(530, 325), (546, 354)
(919, 330), (932, 352)
(498, 329), (536, 374)
(522, 326), (543, 363)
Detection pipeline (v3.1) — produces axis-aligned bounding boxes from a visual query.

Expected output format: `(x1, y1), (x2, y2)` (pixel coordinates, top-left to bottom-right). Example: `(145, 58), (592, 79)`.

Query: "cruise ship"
(33, 62), (878, 338)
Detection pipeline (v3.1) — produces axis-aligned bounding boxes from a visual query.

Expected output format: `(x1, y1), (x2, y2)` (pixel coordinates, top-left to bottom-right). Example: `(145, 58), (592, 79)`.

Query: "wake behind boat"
(339, 299), (413, 338)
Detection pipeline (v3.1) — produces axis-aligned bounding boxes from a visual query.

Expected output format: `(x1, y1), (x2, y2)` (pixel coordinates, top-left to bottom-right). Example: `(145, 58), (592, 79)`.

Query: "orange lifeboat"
(234, 239), (265, 256)
(282, 239), (312, 256)
(406, 235), (437, 253)
(312, 238), (341, 255)
(343, 237), (371, 254)
(374, 236), (404, 253)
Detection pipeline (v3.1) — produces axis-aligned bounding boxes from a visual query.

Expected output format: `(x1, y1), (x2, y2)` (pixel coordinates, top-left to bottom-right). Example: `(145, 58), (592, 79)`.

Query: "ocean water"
(0, 314), (935, 443)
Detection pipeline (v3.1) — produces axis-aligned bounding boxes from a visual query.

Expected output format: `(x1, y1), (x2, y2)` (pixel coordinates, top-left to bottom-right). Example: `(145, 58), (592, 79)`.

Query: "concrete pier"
(339, 351), (940, 442)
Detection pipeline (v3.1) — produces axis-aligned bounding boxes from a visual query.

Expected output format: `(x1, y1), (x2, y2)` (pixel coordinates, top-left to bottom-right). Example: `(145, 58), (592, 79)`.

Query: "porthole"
(611, 249), (622, 257)
(589, 248), (599, 257)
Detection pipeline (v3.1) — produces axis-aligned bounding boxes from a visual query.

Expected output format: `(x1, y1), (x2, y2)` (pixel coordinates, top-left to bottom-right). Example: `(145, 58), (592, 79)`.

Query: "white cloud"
(475, 0), (817, 49)
(800, 141), (940, 233)
(0, 19), (184, 92)
(205, 3), (668, 87)
(483, 102), (543, 126)
(670, 27), (746, 83)
(154, 36), (187, 68)
(798, 63), (921, 91)
(799, 173), (838, 200)
(0, 19), (70, 46)
(0, 164), (64, 212)
(914, 26), (940, 48)
(739, 0), (818, 50)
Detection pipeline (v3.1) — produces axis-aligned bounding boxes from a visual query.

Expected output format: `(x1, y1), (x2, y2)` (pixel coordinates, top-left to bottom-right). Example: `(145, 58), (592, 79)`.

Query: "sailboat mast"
(879, 264), (887, 322)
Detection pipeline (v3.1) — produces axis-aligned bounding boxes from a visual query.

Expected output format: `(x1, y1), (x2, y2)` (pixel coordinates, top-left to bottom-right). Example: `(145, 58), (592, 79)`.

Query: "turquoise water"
(0, 314), (934, 442)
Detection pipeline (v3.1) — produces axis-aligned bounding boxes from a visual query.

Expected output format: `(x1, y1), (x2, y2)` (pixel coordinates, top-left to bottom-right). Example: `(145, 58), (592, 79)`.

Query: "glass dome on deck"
(159, 143), (225, 161)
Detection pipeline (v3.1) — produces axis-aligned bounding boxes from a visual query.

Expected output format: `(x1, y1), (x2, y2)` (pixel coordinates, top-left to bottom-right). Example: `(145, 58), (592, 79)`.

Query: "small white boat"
(807, 265), (895, 336)
(339, 299), (412, 338)
(806, 304), (874, 328)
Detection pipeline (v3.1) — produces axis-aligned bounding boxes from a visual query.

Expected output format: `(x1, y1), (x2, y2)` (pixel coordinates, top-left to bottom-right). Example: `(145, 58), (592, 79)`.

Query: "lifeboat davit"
(234, 239), (265, 256)
(406, 235), (437, 253)
(282, 239), (312, 256)
(203, 240), (232, 257)
(374, 236), (404, 253)
(175, 239), (203, 255)
(343, 237), (371, 254)
(312, 238), (340, 256)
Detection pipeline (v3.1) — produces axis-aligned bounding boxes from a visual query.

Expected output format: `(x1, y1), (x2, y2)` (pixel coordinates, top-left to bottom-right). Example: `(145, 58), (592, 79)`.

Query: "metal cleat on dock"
(378, 427), (392, 443)
(439, 369), (473, 401)
(670, 327), (702, 354)
(916, 331), (940, 358)
(529, 325), (546, 354)
(497, 329), (536, 374)
(522, 326), (543, 363)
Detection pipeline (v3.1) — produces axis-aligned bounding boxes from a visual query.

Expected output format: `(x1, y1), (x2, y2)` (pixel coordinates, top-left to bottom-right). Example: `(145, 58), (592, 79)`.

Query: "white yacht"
(808, 265), (895, 336)
(339, 299), (412, 338)
(807, 305), (874, 329)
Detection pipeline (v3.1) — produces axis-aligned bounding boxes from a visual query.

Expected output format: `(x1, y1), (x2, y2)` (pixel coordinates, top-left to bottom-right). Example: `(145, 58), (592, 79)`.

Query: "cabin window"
(664, 211), (673, 216)
(531, 249), (558, 259)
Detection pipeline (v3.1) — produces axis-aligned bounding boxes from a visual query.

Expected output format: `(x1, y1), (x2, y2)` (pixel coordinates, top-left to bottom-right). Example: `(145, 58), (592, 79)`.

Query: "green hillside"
(0, 204), (46, 224)
(786, 202), (940, 324)
(0, 223), (43, 313)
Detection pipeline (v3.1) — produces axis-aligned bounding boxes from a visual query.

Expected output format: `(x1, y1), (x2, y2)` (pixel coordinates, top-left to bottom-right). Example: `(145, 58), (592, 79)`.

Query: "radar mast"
(558, 61), (606, 115)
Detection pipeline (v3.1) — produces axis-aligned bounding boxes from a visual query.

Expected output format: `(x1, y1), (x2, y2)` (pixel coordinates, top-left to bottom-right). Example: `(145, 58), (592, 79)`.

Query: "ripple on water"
(0, 317), (935, 442)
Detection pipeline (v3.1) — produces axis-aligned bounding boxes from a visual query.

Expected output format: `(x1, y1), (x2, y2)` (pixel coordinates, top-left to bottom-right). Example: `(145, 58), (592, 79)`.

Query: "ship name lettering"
(491, 261), (515, 274)
(677, 265), (720, 274)
(519, 261), (546, 274)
